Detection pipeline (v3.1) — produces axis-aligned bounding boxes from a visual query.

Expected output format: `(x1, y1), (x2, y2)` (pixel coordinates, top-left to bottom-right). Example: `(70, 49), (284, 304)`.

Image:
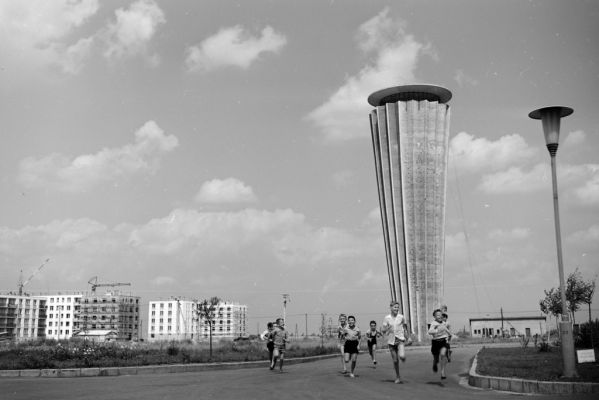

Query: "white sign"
(576, 349), (596, 363)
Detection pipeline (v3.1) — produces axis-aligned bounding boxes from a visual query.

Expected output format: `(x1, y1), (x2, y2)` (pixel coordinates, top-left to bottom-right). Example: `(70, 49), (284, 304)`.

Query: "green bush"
(575, 319), (599, 348)
(0, 338), (338, 370)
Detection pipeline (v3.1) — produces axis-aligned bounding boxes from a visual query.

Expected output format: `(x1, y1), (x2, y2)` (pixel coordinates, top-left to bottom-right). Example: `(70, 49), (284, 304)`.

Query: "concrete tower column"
(368, 84), (452, 341)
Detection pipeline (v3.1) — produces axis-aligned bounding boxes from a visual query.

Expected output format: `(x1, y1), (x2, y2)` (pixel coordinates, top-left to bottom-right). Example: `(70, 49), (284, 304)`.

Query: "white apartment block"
(199, 302), (247, 340)
(147, 299), (247, 342)
(0, 294), (47, 342)
(43, 294), (83, 340)
(147, 299), (197, 341)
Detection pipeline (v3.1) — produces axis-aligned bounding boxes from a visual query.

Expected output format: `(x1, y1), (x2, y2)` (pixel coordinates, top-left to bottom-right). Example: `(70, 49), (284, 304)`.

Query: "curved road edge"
(0, 353), (339, 378)
(468, 348), (599, 395)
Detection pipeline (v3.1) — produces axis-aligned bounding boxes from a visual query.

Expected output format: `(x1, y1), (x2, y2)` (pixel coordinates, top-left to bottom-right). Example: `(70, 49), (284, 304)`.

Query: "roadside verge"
(468, 348), (599, 395)
(0, 353), (339, 378)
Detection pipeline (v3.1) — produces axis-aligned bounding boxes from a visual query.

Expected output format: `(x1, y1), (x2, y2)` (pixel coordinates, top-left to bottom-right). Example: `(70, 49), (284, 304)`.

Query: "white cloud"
(195, 178), (258, 204)
(488, 228), (531, 241)
(56, 36), (96, 74)
(567, 224), (599, 243)
(0, 207), (382, 292)
(479, 162), (599, 202)
(454, 69), (479, 87)
(562, 130), (586, 148)
(332, 170), (355, 188)
(128, 208), (305, 255)
(306, 8), (430, 142)
(449, 132), (538, 173)
(151, 276), (177, 286)
(0, 0), (99, 73)
(185, 25), (287, 72)
(572, 164), (599, 205)
(102, 0), (165, 63)
(478, 164), (548, 194)
(17, 121), (178, 193)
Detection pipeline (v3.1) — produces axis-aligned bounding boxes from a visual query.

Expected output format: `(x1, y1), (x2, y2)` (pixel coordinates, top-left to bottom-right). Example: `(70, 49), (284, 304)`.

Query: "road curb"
(0, 353), (339, 378)
(468, 348), (599, 395)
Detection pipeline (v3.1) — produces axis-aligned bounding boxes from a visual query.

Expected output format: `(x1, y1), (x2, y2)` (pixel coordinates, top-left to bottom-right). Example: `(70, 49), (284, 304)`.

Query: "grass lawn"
(476, 346), (599, 383)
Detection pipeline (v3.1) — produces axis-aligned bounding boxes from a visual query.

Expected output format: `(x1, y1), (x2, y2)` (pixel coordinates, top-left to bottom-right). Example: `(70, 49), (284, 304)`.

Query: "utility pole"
(305, 313), (308, 337)
(282, 294), (290, 322)
(500, 307), (504, 338)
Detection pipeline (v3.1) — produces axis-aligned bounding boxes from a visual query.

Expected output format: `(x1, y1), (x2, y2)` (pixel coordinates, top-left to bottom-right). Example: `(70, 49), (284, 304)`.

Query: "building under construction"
(74, 290), (141, 341)
(0, 294), (47, 342)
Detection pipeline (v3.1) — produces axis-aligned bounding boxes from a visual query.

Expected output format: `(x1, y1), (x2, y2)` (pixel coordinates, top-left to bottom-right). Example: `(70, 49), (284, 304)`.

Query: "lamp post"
(529, 105), (577, 378)
(282, 294), (290, 323)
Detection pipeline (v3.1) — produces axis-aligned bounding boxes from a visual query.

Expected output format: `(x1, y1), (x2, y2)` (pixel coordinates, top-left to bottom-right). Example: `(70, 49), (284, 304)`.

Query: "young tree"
(580, 279), (596, 324)
(196, 296), (221, 360)
(540, 287), (563, 332)
(540, 269), (596, 325)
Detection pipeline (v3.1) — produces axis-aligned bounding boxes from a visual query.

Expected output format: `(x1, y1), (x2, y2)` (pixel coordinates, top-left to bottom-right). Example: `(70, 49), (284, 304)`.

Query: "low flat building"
(470, 315), (547, 338)
(73, 329), (118, 342)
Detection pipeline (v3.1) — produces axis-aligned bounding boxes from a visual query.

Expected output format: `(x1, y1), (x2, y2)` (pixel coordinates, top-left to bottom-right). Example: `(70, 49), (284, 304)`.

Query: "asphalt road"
(1, 345), (592, 400)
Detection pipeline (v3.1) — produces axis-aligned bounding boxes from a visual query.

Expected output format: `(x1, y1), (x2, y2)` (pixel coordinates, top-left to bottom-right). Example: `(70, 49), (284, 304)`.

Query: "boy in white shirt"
(381, 301), (408, 384)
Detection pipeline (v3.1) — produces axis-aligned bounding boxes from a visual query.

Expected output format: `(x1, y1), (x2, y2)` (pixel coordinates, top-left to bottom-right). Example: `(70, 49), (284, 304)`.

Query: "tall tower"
(368, 84), (452, 341)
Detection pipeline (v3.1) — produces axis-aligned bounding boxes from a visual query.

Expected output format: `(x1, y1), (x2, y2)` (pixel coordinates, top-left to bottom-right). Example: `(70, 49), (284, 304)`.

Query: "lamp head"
(528, 106), (573, 146)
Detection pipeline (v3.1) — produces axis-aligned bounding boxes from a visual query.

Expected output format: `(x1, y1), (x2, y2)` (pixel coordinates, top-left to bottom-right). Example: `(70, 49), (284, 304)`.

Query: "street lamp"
(282, 294), (290, 323)
(529, 105), (577, 378)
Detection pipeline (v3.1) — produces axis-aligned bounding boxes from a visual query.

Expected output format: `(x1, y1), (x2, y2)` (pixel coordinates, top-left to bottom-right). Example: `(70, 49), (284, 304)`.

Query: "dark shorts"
(431, 338), (450, 356)
(344, 340), (359, 354)
(267, 342), (274, 351)
(274, 344), (286, 353)
(367, 339), (377, 349)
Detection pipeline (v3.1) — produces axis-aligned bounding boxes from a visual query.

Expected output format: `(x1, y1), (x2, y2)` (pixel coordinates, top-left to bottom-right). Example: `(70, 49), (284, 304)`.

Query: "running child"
(337, 313), (348, 374)
(260, 321), (275, 366)
(442, 312), (452, 362)
(270, 318), (289, 372)
(365, 320), (382, 367)
(342, 315), (361, 378)
(381, 301), (408, 384)
(428, 309), (452, 380)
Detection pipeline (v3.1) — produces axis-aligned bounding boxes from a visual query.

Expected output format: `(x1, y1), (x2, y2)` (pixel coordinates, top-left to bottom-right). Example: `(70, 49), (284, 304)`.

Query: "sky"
(1, 0), (598, 337)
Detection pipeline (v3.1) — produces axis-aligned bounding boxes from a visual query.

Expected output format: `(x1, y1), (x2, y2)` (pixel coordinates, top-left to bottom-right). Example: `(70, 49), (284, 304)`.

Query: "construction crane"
(88, 276), (131, 293)
(18, 258), (50, 295)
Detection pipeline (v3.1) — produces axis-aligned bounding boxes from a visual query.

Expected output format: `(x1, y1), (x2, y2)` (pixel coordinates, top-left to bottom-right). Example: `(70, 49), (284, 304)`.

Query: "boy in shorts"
(428, 309), (452, 379)
(260, 321), (275, 366)
(365, 320), (382, 367)
(381, 301), (407, 384)
(337, 313), (348, 374)
(342, 315), (361, 378)
(270, 318), (289, 372)
(442, 312), (452, 362)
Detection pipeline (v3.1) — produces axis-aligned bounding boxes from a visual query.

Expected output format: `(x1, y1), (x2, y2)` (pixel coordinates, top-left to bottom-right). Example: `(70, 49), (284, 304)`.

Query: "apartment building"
(147, 299), (248, 342)
(0, 294), (46, 342)
(43, 294), (83, 340)
(147, 298), (197, 341)
(74, 290), (141, 341)
(199, 301), (247, 340)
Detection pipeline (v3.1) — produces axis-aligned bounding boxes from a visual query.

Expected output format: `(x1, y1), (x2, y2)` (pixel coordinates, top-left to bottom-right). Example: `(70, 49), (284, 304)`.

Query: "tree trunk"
(589, 303), (594, 348)
(209, 322), (213, 360)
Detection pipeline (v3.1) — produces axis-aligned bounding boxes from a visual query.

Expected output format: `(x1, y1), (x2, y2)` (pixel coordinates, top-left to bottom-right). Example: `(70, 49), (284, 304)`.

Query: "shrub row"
(0, 339), (339, 370)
